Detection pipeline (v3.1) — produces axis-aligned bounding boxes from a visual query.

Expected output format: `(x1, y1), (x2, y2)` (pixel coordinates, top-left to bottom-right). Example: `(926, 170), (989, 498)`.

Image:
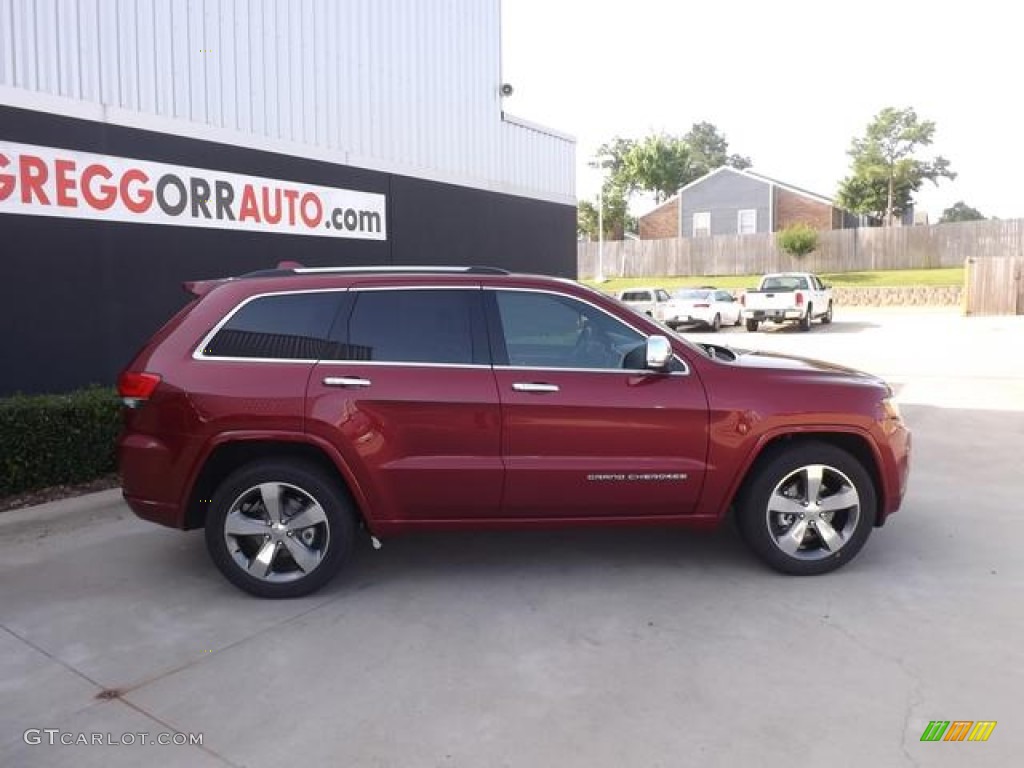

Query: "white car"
(663, 287), (743, 332)
(616, 287), (672, 322)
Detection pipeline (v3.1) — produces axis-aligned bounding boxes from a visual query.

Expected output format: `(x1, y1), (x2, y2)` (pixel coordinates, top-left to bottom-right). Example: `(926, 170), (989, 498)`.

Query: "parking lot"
(2, 307), (1023, 768)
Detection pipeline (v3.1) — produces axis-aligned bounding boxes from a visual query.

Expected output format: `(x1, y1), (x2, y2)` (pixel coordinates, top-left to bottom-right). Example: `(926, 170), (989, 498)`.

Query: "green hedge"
(0, 387), (121, 497)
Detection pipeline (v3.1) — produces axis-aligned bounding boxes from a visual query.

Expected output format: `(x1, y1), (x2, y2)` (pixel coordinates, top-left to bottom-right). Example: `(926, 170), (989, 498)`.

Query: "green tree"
(836, 107), (956, 225)
(621, 133), (692, 204)
(592, 136), (636, 178)
(776, 223), (819, 260)
(683, 121), (752, 178)
(577, 181), (631, 240)
(939, 201), (985, 223)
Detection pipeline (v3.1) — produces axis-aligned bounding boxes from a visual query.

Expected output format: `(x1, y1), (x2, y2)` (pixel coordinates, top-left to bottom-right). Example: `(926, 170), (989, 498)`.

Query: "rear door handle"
(512, 382), (560, 393)
(323, 376), (372, 388)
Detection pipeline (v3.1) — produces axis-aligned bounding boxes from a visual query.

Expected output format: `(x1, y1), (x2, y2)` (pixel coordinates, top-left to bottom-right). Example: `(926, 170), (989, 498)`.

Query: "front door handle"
(512, 382), (560, 393)
(323, 376), (372, 388)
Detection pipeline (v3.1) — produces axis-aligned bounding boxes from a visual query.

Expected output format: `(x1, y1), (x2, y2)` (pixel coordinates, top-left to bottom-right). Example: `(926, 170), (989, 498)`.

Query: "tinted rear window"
(673, 289), (712, 300)
(203, 292), (343, 359)
(762, 276), (808, 291)
(620, 291), (652, 302)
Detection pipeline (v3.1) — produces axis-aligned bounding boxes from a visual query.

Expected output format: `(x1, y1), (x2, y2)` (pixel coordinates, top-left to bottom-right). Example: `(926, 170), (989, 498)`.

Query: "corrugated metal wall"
(0, 0), (573, 202)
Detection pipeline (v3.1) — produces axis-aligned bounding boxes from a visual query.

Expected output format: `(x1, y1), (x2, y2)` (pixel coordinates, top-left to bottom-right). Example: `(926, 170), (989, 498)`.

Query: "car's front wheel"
(204, 460), (356, 597)
(745, 319), (759, 332)
(736, 442), (875, 575)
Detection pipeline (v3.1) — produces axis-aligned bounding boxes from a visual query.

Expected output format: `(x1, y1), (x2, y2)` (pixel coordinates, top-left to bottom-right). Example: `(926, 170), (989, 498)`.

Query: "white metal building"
(0, 0), (577, 395)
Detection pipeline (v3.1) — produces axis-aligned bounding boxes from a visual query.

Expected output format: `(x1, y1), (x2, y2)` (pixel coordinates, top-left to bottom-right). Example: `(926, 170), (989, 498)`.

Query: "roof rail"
(239, 265), (511, 278)
(292, 265), (511, 275)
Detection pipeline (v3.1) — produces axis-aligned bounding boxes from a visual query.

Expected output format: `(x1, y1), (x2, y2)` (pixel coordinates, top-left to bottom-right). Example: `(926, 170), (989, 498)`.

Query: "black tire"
(799, 304), (813, 332)
(745, 319), (760, 332)
(822, 301), (833, 324)
(736, 442), (876, 575)
(710, 313), (721, 332)
(204, 460), (356, 598)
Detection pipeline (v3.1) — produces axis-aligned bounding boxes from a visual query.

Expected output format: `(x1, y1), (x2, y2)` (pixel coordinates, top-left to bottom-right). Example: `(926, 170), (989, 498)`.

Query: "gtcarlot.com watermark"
(24, 729), (203, 747)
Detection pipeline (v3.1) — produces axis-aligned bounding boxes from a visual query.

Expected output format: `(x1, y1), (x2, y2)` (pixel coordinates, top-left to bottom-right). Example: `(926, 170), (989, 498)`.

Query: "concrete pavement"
(2, 308), (1022, 767)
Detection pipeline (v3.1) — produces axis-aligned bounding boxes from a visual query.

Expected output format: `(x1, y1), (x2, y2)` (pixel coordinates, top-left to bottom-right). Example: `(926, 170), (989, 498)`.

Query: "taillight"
(740, 294), (746, 306)
(795, 292), (805, 306)
(118, 371), (162, 408)
(693, 303), (710, 308)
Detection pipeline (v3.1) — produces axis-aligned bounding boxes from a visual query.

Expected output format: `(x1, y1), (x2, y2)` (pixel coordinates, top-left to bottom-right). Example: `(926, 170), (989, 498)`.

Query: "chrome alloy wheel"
(223, 482), (330, 582)
(765, 464), (861, 560)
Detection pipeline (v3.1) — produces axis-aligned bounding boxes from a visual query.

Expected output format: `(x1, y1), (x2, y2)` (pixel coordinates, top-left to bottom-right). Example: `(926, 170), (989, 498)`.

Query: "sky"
(501, 0), (1021, 220)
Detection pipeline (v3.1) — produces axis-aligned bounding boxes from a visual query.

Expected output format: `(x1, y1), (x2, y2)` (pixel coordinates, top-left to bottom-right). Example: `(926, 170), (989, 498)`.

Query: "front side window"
(329, 289), (479, 365)
(494, 291), (646, 371)
(203, 292), (343, 359)
(656, 289), (671, 302)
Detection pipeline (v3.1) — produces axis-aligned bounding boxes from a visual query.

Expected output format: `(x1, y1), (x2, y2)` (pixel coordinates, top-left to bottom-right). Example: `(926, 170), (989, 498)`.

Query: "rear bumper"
(118, 431), (189, 529)
(666, 310), (714, 326)
(744, 309), (804, 322)
(123, 494), (183, 528)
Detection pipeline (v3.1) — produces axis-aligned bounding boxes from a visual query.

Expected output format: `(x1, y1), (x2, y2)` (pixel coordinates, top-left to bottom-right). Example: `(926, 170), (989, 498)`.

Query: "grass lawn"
(585, 267), (964, 293)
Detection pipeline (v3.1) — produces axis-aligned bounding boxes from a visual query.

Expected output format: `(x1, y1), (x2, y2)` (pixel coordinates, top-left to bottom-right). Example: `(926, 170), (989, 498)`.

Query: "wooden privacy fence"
(578, 218), (1024, 280)
(964, 257), (1024, 315)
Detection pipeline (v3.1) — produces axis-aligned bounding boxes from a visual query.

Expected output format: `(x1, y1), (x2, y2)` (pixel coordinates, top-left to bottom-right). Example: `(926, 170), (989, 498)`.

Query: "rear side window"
(328, 289), (483, 365)
(203, 292), (343, 360)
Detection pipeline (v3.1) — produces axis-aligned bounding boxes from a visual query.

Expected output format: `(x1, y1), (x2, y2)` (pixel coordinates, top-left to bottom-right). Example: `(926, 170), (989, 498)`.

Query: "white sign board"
(0, 140), (387, 240)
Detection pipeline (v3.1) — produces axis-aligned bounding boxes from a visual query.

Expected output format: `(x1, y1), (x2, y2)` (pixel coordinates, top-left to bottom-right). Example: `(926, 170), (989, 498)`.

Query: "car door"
(305, 285), (503, 522)
(810, 276), (828, 315)
(486, 288), (710, 519)
(654, 289), (672, 322)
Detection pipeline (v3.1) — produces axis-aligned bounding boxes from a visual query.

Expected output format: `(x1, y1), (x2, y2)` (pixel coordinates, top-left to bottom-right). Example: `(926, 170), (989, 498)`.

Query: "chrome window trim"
(316, 360), (491, 370)
(196, 356), (321, 365)
(498, 365), (690, 377)
(489, 286), (691, 376)
(192, 284), (691, 376)
(194, 285), (482, 363)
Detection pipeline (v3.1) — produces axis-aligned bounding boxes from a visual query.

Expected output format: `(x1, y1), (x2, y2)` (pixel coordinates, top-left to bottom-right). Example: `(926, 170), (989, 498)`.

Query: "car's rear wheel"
(710, 313), (721, 332)
(745, 319), (760, 332)
(204, 460), (356, 598)
(799, 304), (813, 331)
(736, 442), (875, 575)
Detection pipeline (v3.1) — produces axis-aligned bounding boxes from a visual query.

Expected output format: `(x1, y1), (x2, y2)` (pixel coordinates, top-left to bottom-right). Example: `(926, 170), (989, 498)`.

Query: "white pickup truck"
(741, 272), (833, 332)
(616, 287), (672, 323)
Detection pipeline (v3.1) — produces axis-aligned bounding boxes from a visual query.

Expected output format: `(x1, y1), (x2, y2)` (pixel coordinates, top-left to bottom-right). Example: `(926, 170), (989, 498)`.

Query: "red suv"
(118, 265), (911, 597)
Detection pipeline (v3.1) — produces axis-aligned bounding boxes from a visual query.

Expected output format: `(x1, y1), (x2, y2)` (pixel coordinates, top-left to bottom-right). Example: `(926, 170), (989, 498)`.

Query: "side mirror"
(646, 335), (673, 370)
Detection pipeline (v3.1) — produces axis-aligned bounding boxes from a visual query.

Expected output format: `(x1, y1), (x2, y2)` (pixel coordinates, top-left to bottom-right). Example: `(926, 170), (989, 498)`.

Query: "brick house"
(638, 166), (866, 239)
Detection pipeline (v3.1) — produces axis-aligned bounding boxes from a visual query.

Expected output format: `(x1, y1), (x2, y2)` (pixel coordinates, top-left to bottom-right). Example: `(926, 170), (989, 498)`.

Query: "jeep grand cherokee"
(118, 265), (911, 597)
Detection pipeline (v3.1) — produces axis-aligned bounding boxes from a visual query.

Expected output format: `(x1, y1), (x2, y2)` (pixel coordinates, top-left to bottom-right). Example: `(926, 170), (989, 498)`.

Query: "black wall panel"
(0, 105), (575, 395)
